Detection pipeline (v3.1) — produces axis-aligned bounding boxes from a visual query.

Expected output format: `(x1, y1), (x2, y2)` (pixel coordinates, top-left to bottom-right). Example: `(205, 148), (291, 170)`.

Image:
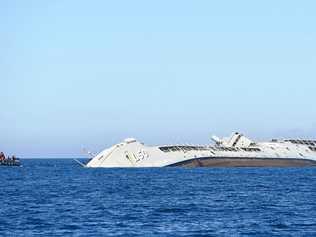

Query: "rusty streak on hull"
(167, 157), (316, 168)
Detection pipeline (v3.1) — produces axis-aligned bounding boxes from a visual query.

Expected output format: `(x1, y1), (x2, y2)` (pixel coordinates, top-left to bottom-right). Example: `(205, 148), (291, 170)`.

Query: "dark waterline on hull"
(168, 157), (316, 168)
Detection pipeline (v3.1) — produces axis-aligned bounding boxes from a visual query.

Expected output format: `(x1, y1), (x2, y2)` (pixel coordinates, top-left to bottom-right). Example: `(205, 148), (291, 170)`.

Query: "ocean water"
(0, 159), (315, 237)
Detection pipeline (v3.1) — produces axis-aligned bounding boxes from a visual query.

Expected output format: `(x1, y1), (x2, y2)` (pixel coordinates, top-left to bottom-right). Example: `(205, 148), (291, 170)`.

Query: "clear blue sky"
(1, 0), (316, 158)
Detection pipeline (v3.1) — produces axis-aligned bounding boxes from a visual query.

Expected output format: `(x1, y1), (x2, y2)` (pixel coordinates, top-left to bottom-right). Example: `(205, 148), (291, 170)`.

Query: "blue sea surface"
(0, 159), (315, 236)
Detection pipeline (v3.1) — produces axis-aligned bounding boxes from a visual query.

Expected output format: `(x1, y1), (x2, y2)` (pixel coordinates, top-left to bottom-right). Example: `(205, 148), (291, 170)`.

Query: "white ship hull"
(85, 133), (316, 168)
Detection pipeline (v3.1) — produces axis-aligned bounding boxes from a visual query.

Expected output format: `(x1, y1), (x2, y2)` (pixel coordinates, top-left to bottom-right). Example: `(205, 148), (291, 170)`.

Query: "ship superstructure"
(84, 133), (316, 168)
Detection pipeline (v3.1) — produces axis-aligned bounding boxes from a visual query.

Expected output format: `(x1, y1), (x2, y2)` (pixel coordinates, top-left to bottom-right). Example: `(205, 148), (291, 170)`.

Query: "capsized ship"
(83, 133), (316, 168)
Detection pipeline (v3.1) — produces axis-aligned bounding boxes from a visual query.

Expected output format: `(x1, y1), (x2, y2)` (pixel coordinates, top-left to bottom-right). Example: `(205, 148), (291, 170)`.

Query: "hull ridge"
(167, 157), (316, 168)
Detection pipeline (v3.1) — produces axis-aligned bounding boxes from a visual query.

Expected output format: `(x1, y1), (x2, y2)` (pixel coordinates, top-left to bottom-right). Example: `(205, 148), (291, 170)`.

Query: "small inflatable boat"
(0, 159), (21, 166)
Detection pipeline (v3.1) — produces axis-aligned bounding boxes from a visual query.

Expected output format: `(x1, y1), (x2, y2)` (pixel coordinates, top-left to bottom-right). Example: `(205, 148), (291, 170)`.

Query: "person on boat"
(0, 152), (5, 161)
(12, 155), (16, 161)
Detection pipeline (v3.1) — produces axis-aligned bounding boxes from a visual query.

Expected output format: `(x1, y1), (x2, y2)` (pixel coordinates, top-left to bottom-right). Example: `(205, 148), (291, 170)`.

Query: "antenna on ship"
(81, 148), (96, 158)
(74, 148), (96, 168)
